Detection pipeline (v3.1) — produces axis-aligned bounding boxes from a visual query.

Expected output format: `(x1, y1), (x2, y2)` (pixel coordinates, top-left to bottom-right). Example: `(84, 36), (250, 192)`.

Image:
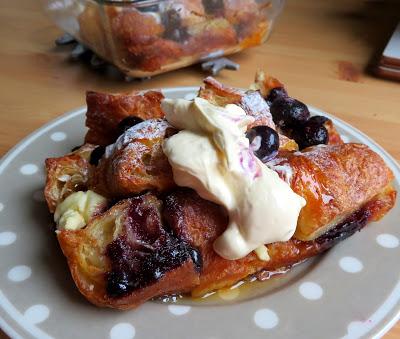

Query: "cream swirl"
(162, 97), (306, 260)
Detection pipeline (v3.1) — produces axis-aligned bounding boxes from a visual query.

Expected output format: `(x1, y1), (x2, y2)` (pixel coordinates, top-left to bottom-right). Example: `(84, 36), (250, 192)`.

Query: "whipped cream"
(162, 97), (306, 260)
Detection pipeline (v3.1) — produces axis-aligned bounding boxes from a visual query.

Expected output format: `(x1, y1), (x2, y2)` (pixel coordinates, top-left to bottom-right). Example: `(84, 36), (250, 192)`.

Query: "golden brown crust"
(51, 143), (396, 308)
(84, 77), (360, 202)
(85, 90), (165, 146)
(45, 74), (396, 310)
(251, 69), (285, 97)
(110, 8), (188, 71)
(184, 18), (237, 56)
(199, 76), (244, 105)
(112, 9), (164, 46)
(163, 185), (396, 296)
(57, 181), (396, 308)
(44, 144), (96, 213)
(87, 77), (297, 198)
(325, 119), (343, 145)
(110, 8), (165, 70)
(77, 0), (273, 73)
(58, 229), (199, 310)
(199, 77), (276, 130)
(88, 122), (300, 199)
(223, 0), (260, 26)
(199, 77), (299, 151)
(283, 144), (394, 240)
(128, 40), (183, 72)
(89, 120), (175, 198)
(57, 195), (200, 310)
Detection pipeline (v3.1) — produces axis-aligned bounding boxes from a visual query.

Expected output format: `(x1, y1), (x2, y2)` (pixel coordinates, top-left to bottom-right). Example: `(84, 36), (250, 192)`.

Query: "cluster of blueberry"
(268, 87), (329, 150)
(246, 87), (329, 163)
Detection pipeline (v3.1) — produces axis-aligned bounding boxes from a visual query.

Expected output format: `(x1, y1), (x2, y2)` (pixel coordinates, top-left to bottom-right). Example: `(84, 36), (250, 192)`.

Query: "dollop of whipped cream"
(162, 97), (306, 260)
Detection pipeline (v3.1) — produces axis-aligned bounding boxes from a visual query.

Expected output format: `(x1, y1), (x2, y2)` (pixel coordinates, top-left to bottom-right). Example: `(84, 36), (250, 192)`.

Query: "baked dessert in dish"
(59, 0), (279, 77)
(44, 70), (396, 309)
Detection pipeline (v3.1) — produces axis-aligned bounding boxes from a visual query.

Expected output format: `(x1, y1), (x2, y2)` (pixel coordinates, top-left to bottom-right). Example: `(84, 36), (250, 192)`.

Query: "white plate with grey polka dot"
(0, 87), (399, 339)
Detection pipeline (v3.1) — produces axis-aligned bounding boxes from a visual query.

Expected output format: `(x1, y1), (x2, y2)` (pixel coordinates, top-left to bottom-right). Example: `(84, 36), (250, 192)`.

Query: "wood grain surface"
(0, 0), (399, 338)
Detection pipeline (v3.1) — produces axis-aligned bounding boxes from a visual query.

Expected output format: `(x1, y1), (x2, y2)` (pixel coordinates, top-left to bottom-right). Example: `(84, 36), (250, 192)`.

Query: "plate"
(0, 87), (399, 339)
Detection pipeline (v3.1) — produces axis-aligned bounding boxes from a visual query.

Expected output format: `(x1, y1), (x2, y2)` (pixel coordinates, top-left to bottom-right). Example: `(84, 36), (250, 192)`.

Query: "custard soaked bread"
(45, 72), (396, 309)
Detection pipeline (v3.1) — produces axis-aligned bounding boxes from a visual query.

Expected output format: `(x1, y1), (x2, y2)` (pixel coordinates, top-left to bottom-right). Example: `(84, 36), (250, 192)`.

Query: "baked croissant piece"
(45, 71), (396, 310)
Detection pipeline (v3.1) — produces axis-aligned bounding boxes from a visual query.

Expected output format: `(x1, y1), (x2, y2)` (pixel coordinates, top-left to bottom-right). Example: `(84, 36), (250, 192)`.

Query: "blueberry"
(292, 120), (329, 150)
(307, 115), (329, 126)
(164, 27), (189, 42)
(265, 87), (288, 104)
(165, 127), (178, 138)
(89, 146), (105, 166)
(162, 9), (189, 42)
(270, 97), (310, 129)
(117, 116), (144, 136)
(202, 0), (224, 14)
(106, 270), (132, 297)
(246, 126), (279, 161)
(190, 248), (202, 272)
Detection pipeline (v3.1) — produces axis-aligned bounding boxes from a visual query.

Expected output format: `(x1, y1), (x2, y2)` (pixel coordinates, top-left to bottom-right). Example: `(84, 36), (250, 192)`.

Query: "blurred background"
(0, 1), (400, 338)
(0, 0), (399, 159)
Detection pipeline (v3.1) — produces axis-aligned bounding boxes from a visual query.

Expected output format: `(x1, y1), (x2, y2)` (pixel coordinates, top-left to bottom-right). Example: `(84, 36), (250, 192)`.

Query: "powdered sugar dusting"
(299, 144), (337, 169)
(321, 194), (334, 204)
(266, 158), (294, 185)
(302, 144), (329, 157)
(105, 119), (171, 158)
(239, 91), (275, 129)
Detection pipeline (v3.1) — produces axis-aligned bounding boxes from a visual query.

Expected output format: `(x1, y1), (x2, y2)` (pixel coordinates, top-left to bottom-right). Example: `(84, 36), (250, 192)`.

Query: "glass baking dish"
(42, 0), (285, 77)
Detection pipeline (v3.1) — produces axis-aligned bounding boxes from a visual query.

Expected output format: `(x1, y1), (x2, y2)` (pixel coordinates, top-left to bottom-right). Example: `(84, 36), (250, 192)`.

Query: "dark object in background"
(201, 58), (239, 75)
(375, 23), (400, 81)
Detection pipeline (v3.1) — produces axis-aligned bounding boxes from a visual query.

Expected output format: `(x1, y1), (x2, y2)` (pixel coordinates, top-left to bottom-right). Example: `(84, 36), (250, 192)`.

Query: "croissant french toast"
(45, 71), (396, 310)
(45, 144), (96, 213)
(85, 90), (165, 146)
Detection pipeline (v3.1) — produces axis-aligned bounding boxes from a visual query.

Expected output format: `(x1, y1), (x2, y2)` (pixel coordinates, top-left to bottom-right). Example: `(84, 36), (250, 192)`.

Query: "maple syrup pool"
(155, 257), (319, 306)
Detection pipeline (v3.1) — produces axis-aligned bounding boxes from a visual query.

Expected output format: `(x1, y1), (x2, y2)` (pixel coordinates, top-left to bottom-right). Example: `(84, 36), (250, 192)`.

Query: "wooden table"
(0, 0), (399, 338)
